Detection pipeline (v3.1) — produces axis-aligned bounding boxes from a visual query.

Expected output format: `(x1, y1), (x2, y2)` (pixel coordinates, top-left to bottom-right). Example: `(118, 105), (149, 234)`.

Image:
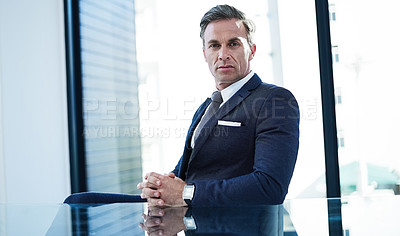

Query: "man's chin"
(216, 76), (241, 84)
(215, 79), (241, 89)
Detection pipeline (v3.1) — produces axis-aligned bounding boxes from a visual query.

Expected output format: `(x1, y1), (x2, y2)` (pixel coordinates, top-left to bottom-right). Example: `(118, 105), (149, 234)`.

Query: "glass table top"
(1, 195), (399, 235)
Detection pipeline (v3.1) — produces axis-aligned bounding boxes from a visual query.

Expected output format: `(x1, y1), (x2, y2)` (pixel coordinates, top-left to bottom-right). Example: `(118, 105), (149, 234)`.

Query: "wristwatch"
(183, 207), (197, 230)
(182, 184), (195, 205)
(184, 216), (197, 230)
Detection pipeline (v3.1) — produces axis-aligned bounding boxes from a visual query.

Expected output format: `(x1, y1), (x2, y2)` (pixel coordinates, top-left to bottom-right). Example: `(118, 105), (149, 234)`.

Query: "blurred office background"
(0, 0), (399, 206)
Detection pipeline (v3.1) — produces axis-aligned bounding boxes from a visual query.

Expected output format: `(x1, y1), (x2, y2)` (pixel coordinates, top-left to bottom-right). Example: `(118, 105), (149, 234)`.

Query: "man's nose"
(218, 46), (230, 60)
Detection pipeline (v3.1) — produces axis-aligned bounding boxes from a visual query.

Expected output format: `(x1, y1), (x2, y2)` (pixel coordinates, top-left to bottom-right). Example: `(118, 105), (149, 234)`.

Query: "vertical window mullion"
(64, 0), (88, 193)
(315, 0), (341, 198)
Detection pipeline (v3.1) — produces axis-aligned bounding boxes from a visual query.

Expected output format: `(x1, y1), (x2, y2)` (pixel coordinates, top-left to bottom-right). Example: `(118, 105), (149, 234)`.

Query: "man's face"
(203, 18), (256, 90)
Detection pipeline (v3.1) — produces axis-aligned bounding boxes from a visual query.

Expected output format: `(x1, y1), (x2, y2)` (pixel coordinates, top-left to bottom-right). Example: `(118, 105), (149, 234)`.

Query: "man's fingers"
(148, 207), (165, 217)
(142, 215), (162, 228)
(144, 172), (152, 180)
(141, 188), (161, 198)
(137, 180), (160, 190)
(148, 197), (165, 207)
(137, 182), (144, 189)
(167, 172), (176, 178)
(139, 222), (162, 236)
(147, 176), (161, 186)
(145, 172), (164, 180)
(139, 222), (146, 230)
(137, 181), (150, 190)
(139, 172), (164, 190)
(149, 229), (163, 236)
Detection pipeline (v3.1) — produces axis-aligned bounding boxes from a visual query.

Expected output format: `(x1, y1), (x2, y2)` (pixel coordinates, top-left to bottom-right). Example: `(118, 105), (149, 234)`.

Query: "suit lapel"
(189, 74), (262, 161)
(185, 98), (211, 150)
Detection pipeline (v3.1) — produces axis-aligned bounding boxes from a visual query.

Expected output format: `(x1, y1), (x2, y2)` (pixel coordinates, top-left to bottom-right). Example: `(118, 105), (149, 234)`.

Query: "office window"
(81, 0), (142, 193)
(332, 45), (339, 63)
(337, 130), (345, 148)
(329, 4), (336, 21)
(276, 1), (326, 199)
(330, 0), (400, 196)
(65, 0), (142, 194)
(338, 137), (344, 148)
(335, 87), (342, 104)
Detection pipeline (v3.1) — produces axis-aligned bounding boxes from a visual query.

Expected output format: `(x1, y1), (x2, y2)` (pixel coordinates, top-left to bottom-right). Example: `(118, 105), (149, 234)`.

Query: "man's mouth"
(217, 65), (234, 70)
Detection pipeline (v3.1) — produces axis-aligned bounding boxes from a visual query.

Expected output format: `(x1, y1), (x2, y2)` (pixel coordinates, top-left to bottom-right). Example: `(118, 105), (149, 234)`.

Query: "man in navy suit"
(137, 5), (299, 207)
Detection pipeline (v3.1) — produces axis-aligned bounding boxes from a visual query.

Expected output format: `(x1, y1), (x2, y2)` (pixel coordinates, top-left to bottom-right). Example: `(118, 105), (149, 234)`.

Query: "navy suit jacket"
(172, 74), (299, 206)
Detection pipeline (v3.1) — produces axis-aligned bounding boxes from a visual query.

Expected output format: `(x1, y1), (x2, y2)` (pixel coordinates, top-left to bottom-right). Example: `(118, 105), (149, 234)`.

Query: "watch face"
(183, 185), (195, 199)
(184, 216), (197, 230)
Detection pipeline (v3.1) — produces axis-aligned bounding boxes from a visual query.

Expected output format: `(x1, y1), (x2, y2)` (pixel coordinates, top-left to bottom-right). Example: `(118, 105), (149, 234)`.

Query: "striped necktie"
(193, 91), (223, 143)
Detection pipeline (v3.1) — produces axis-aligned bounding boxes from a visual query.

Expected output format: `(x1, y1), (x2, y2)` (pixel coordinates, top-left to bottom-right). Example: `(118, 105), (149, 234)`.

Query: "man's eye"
(209, 44), (220, 48)
(229, 42), (240, 47)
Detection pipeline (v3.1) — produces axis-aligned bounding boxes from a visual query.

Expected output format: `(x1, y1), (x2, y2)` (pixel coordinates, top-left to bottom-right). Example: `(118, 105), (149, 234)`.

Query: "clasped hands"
(137, 172), (187, 207)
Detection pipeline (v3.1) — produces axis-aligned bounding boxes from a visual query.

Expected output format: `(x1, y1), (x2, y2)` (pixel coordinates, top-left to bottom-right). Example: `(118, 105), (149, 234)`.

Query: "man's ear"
(203, 48), (207, 62)
(249, 44), (256, 61)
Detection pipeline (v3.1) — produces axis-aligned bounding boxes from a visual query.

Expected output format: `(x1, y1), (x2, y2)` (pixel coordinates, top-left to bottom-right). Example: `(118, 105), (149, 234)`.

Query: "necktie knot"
(211, 91), (223, 104)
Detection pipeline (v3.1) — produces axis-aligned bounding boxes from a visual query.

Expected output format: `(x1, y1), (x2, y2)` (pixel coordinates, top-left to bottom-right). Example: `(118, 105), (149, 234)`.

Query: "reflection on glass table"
(46, 203), (284, 236)
(1, 195), (400, 235)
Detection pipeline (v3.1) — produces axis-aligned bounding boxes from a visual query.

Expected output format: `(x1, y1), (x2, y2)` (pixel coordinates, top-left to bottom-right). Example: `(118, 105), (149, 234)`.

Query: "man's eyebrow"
(228, 37), (241, 42)
(207, 38), (242, 45)
(207, 39), (220, 45)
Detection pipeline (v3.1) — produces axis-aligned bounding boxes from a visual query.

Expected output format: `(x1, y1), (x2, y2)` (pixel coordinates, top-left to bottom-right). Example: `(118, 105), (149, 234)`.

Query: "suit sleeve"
(171, 158), (181, 176)
(190, 88), (300, 206)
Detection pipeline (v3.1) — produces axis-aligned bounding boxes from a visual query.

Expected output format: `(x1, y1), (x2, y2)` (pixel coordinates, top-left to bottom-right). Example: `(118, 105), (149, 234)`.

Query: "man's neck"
(216, 71), (253, 91)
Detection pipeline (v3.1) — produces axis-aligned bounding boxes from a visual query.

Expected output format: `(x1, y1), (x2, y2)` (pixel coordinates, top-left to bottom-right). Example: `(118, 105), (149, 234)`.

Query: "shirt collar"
(219, 71), (254, 106)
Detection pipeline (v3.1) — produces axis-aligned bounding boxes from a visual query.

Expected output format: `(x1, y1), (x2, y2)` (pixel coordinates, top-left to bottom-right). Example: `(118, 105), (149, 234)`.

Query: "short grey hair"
(200, 4), (256, 48)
